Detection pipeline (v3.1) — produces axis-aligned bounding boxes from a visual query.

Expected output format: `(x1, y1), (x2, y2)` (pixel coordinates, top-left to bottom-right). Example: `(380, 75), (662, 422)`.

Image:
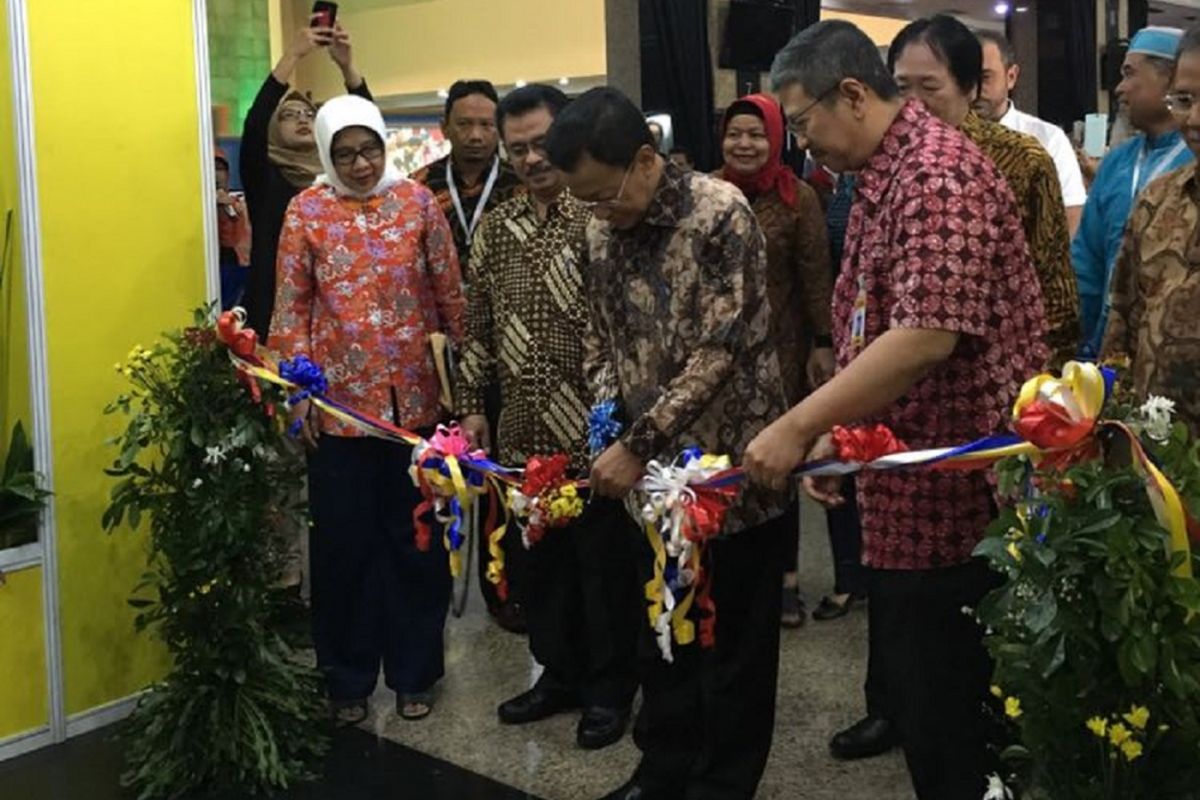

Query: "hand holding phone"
(311, 1), (338, 41)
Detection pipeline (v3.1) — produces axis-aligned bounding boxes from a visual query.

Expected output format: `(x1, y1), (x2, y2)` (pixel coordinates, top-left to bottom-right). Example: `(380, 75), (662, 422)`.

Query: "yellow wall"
(0, 568), (47, 738)
(0, 0), (29, 450)
(25, 0), (205, 715)
(820, 10), (909, 46)
(273, 0), (607, 101)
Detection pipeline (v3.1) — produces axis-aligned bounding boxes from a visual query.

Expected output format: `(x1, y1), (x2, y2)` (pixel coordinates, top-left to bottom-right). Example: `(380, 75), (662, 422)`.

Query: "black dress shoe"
(497, 684), (578, 725)
(829, 716), (900, 760)
(577, 706), (630, 750)
(811, 593), (864, 621)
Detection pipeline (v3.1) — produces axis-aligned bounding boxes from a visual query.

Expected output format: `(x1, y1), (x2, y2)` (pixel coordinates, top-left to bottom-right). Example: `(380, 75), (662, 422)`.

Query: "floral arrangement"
(975, 376), (1200, 800)
(103, 310), (326, 799)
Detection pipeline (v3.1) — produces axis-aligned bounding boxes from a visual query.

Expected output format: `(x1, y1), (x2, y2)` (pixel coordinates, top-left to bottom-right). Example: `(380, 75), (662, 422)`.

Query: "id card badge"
(850, 274), (867, 352)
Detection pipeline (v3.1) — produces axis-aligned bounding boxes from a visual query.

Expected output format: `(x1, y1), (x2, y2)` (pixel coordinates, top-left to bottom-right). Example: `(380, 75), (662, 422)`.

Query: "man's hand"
(806, 346), (835, 390)
(743, 413), (814, 491)
(800, 434), (844, 507)
(590, 441), (644, 498)
(290, 399), (320, 450)
(461, 414), (491, 453)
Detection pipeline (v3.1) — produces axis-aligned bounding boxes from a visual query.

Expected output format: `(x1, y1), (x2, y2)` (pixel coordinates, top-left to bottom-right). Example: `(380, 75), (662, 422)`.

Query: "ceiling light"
(1015, 5), (1029, 11)
(515, 79), (527, 88)
(436, 88), (448, 99)
(994, 2), (1010, 13)
(558, 77), (570, 86)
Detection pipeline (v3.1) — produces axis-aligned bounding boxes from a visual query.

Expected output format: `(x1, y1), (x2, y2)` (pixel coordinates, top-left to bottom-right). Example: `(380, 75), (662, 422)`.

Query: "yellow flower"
(1005, 697), (1023, 719)
(1123, 706), (1150, 730)
(990, 685), (1003, 698)
(1086, 717), (1108, 738)
(560, 484), (577, 499)
(1006, 541), (1023, 563)
(1120, 739), (1144, 762)
(1108, 723), (1131, 746)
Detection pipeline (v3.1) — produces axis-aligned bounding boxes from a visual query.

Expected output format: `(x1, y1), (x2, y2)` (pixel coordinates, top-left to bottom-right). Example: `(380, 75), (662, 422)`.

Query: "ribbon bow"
(588, 400), (623, 455)
(410, 424), (511, 595)
(636, 450), (737, 662)
(509, 454), (585, 548)
(832, 424), (908, 463)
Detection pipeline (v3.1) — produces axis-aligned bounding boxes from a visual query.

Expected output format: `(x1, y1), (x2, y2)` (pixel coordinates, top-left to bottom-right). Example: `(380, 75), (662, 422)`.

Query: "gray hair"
(770, 20), (899, 101)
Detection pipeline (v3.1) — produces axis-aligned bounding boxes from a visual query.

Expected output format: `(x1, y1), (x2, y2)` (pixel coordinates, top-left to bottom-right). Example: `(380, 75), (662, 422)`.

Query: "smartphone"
(311, 1), (338, 30)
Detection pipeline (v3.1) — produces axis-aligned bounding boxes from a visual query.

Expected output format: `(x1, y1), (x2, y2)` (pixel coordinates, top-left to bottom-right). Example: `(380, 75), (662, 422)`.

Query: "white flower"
(1140, 395), (1176, 442)
(242, 463), (251, 473)
(983, 774), (1013, 800)
(192, 478), (204, 489)
(203, 445), (227, 466)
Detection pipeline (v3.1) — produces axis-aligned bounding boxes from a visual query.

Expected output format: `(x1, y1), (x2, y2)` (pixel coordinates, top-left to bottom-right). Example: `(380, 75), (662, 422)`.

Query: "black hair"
(888, 15), (983, 96)
(444, 79), (499, 120)
(496, 84), (571, 133)
(770, 20), (899, 101)
(668, 146), (693, 162)
(976, 29), (1017, 68)
(544, 87), (655, 171)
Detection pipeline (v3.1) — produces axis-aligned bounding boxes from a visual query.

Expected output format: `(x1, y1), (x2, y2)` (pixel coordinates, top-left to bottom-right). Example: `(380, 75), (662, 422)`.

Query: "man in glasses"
(1074, 26), (1191, 357)
(745, 19), (1046, 800)
(456, 84), (641, 751)
(1102, 26), (1200, 433)
(546, 86), (790, 800)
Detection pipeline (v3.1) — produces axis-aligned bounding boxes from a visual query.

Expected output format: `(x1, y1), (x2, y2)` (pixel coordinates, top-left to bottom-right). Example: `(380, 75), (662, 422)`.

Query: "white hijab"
(314, 94), (402, 198)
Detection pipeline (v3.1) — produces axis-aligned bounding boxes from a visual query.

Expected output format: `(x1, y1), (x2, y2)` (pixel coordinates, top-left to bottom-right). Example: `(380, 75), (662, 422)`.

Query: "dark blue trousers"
(307, 435), (450, 701)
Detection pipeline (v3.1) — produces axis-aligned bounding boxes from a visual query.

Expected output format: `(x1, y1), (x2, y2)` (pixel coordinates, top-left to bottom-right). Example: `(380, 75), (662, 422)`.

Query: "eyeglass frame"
(278, 108), (317, 123)
(1165, 90), (1196, 116)
(330, 142), (386, 167)
(785, 82), (843, 138)
(578, 160), (636, 211)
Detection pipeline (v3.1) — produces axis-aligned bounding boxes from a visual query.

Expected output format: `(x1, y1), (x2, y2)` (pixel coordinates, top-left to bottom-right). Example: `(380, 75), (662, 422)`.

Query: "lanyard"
(446, 155), (500, 248)
(1131, 138), (1188, 199)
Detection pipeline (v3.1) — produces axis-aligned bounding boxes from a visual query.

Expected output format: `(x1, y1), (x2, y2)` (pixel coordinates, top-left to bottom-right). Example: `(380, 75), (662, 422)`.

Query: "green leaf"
(1026, 591), (1059, 634)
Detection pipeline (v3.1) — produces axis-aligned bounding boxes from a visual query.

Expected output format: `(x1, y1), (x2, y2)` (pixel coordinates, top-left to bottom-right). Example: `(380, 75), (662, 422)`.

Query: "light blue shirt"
(1072, 129), (1193, 356)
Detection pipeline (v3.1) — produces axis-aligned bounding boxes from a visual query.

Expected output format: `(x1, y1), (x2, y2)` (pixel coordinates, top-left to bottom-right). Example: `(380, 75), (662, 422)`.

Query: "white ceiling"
(823, 0), (1014, 29)
(1148, 2), (1200, 28)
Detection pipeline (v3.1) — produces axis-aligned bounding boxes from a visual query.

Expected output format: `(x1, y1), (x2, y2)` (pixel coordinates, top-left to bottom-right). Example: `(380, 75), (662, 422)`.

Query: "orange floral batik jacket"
(270, 180), (465, 437)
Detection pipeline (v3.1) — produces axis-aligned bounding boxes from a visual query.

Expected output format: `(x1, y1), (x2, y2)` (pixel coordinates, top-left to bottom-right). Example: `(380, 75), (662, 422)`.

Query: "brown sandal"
(332, 699), (368, 728)
(398, 691), (433, 721)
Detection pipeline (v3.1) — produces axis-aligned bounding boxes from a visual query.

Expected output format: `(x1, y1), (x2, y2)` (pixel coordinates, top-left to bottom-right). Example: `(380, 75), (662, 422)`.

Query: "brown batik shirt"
(582, 160), (789, 534)
(960, 112), (1080, 364)
(456, 191), (593, 469)
(1102, 163), (1200, 431)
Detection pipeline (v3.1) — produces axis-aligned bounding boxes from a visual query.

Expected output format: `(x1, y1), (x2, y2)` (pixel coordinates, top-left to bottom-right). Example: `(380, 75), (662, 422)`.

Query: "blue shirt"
(1072, 130), (1193, 356)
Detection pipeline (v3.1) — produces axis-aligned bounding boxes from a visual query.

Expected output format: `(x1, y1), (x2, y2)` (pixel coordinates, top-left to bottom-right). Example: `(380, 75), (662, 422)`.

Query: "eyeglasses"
(278, 108), (316, 123)
(579, 162), (635, 211)
(785, 83), (841, 138)
(1166, 91), (1196, 116)
(331, 143), (385, 166)
(506, 138), (548, 160)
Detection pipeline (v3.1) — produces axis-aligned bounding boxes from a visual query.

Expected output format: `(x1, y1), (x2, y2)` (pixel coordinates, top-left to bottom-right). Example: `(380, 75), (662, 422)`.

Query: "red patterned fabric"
(271, 181), (466, 436)
(833, 100), (1049, 570)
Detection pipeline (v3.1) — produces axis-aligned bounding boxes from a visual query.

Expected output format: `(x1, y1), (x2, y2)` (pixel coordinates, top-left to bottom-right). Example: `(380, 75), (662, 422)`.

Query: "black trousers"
(631, 517), (785, 800)
(522, 497), (640, 709)
(307, 435), (450, 701)
(825, 476), (867, 597)
(869, 559), (1001, 800)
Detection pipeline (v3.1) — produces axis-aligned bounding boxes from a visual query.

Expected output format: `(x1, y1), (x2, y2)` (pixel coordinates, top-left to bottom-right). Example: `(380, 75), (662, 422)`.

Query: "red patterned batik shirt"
(834, 100), (1048, 570)
(271, 180), (466, 437)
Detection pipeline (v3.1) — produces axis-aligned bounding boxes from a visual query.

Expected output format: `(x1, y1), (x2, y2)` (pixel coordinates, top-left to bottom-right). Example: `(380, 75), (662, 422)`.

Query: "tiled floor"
(1, 500), (916, 800)
(367, 499), (915, 800)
